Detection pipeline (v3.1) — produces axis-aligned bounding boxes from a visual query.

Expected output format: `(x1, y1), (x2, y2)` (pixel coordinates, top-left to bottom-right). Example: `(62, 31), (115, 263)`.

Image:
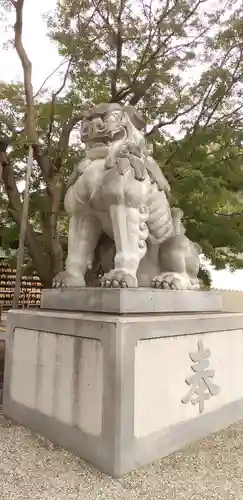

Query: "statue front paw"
(152, 272), (192, 290)
(52, 271), (85, 289)
(100, 269), (138, 288)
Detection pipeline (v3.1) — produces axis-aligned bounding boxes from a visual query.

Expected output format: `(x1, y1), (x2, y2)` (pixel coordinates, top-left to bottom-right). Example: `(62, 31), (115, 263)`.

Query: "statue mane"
(68, 103), (170, 193)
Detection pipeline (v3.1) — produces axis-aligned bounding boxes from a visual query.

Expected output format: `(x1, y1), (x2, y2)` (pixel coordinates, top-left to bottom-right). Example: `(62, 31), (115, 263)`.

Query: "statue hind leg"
(152, 237), (198, 290)
(152, 209), (200, 290)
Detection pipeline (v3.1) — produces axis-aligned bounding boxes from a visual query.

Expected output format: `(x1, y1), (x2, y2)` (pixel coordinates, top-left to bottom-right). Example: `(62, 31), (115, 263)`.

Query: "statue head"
(81, 103), (145, 149)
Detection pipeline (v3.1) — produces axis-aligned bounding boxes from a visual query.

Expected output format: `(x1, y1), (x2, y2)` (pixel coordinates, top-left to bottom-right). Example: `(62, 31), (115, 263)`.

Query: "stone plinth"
(3, 294), (243, 476)
(41, 288), (222, 314)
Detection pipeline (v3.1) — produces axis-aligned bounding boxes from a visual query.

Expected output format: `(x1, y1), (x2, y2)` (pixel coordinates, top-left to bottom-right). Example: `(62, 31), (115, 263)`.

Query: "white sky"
(1, 0), (243, 290)
(0, 0), (61, 91)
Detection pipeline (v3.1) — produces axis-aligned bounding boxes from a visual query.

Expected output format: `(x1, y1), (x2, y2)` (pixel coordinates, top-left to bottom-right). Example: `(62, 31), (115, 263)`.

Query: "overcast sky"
(0, 0), (61, 90)
(1, 0), (243, 290)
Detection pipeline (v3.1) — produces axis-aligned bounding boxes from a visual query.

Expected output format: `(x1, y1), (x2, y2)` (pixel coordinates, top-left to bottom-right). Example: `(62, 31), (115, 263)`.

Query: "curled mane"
(106, 110), (149, 166)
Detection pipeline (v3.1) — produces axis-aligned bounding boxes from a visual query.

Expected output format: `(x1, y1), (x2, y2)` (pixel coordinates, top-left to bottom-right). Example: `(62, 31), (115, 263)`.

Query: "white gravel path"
(1, 416), (243, 499)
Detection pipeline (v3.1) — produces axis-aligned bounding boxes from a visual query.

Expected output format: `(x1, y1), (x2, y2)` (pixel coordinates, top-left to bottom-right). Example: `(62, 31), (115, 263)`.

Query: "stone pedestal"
(41, 287), (222, 313)
(3, 289), (243, 476)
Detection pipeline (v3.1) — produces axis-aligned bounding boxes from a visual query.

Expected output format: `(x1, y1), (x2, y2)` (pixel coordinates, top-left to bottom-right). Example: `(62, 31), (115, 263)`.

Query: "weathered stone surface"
(3, 308), (243, 477)
(41, 288), (222, 314)
(52, 103), (200, 291)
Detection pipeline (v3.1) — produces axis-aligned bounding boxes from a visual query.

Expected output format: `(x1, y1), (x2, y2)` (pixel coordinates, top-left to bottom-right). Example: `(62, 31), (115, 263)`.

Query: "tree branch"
(202, 50), (243, 129)
(111, 0), (125, 100)
(58, 113), (84, 152)
(33, 57), (70, 99)
(115, 0), (228, 106)
(190, 45), (238, 135)
(145, 99), (202, 137)
(0, 149), (52, 284)
(46, 56), (74, 150)
(10, 0), (53, 183)
(12, 0), (37, 144)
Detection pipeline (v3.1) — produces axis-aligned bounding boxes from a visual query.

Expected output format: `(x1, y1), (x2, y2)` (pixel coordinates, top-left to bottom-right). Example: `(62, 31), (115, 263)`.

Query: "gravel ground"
(1, 418), (243, 499)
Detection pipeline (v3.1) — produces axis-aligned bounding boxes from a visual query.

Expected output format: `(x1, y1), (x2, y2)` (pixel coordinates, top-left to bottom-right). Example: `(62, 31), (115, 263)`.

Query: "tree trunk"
(0, 151), (53, 287)
(12, 145), (33, 308)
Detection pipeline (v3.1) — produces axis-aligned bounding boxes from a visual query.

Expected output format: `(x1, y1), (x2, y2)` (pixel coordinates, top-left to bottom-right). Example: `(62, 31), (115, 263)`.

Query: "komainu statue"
(53, 103), (200, 289)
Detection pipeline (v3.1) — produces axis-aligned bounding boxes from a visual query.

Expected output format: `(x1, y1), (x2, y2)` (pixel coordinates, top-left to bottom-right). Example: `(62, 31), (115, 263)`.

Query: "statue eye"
(96, 117), (105, 128)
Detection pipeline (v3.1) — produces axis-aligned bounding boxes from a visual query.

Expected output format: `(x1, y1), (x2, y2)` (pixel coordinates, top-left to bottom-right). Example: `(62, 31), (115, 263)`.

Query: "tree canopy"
(1, 0), (243, 287)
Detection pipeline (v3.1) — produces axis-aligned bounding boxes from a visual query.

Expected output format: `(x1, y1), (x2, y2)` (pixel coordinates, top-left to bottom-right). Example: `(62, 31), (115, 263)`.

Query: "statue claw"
(52, 271), (85, 288)
(100, 270), (137, 288)
(152, 272), (192, 290)
(53, 280), (67, 289)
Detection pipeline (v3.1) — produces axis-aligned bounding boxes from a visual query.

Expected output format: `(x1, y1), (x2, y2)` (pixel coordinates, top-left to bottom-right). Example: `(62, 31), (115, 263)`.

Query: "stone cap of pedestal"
(40, 288), (222, 314)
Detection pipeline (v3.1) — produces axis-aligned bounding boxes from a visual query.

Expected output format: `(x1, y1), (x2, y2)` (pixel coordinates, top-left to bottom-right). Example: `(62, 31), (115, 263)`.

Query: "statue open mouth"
(82, 127), (125, 147)
(88, 141), (109, 149)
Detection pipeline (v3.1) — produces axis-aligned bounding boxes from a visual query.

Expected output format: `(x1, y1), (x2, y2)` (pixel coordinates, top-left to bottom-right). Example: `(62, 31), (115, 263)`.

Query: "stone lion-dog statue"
(53, 103), (200, 289)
